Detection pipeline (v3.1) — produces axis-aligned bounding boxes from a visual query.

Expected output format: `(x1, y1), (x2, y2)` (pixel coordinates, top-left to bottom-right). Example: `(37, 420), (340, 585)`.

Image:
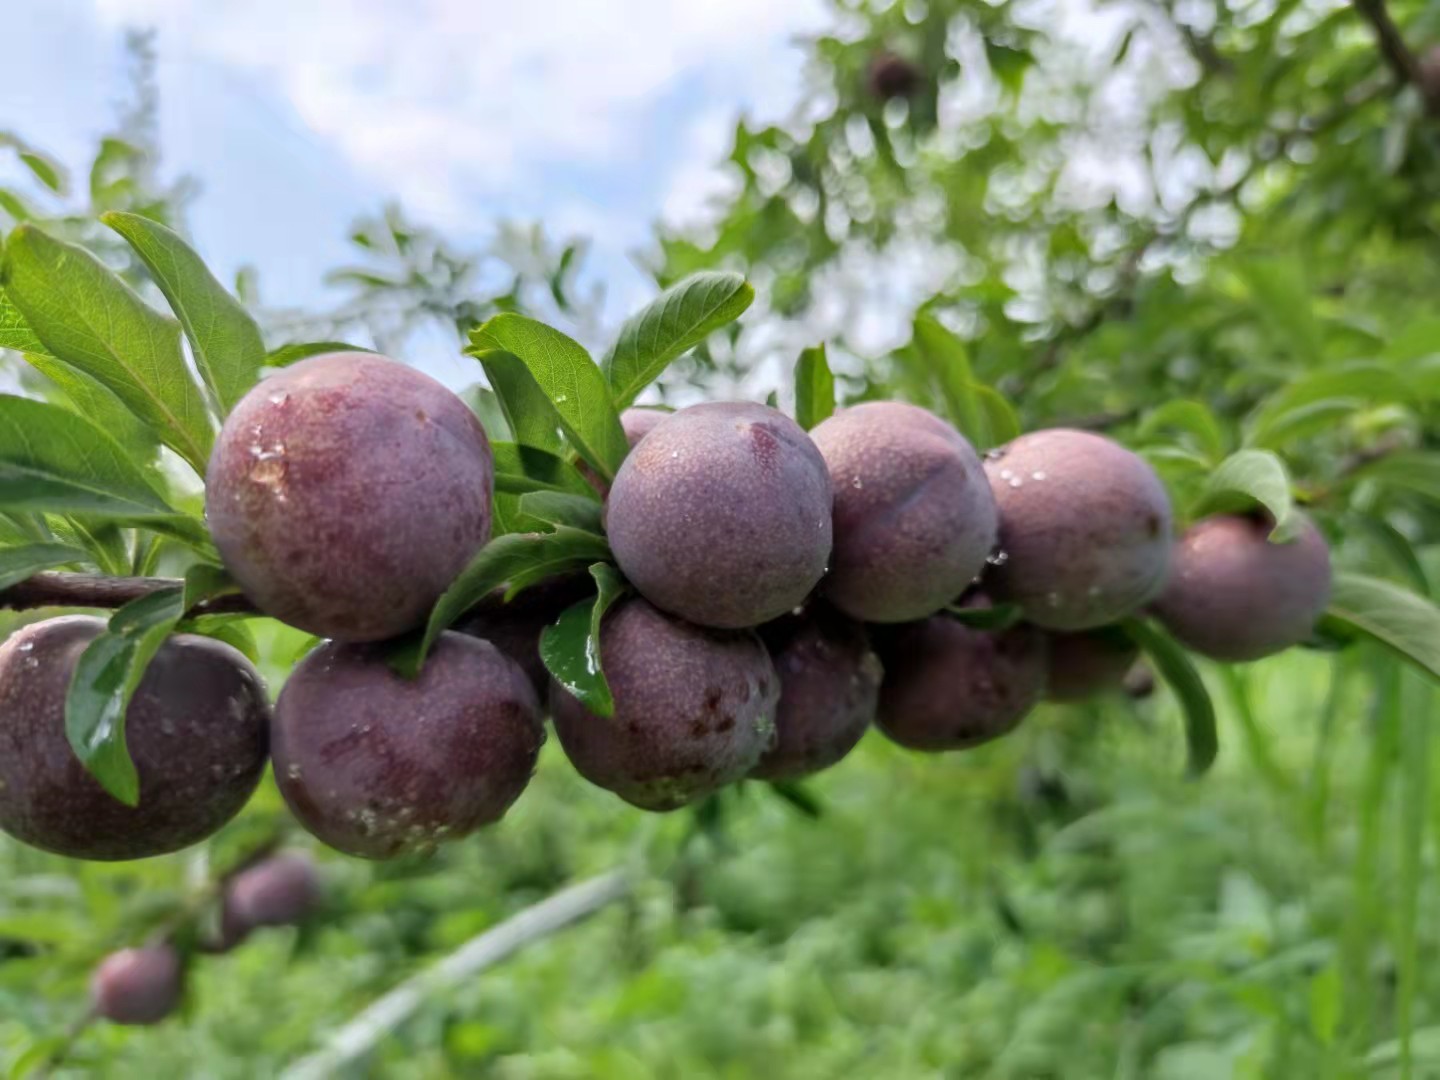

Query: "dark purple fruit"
(605, 402), (833, 629)
(1045, 627), (1140, 703)
(91, 945), (183, 1026)
(206, 352), (494, 642)
(551, 598), (779, 811)
(984, 429), (1172, 631)
(876, 614), (1048, 752)
(867, 51), (922, 100)
(457, 574), (596, 695)
(0, 616), (269, 861)
(272, 633), (542, 859)
(751, 607), (881, 780)
(810, 401), (997, 623)
(225, 852), (322, 930)
(1154, 513), (1333, 661)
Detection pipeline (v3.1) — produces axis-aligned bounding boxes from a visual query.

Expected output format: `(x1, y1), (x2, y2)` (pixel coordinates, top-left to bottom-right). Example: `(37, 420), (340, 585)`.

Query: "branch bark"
(0, 571), (257, 616)
(1351, 0), (1429, 103)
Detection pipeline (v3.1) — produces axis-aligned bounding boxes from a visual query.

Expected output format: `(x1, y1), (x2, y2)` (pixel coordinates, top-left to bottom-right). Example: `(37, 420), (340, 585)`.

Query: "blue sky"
(2, 0), (828, 379)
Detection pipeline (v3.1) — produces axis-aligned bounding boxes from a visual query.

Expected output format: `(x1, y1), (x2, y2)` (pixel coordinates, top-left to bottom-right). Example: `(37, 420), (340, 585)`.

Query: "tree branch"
(0, 572), (257, 616)
(1351, 0), (1428, 102)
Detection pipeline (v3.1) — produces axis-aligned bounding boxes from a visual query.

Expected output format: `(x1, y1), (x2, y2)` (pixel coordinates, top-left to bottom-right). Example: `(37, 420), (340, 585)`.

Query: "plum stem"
(0, 571), (258, 616)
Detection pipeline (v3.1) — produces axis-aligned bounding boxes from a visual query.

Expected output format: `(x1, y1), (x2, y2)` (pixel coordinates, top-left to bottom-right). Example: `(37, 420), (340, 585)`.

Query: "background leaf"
(1320, 573), (1440, 681)
(540, 563), (627, 718)
(0, 541), (90, 589)
(264, 341), (374, 368)
(1121, 618), (1219, 777)
(794, 344), (835, 430)
(913, 315), (986, 446)
(1192, 449), (1299, 541)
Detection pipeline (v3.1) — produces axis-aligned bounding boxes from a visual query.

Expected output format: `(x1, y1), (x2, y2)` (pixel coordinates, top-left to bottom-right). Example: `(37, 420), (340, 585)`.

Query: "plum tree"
(224, 852), (322, 932)
(983, 429), (1172, 630)
(875, 612), (1048, 751)
(271, 633), (542, 859)
(91, 946), (184, 1026)
(551, 598), (779, 810)
(751, 606), (881, 780)
(1045, 627), (1140, 703)
(457, 574), (596, 694)
(810, 401), (997, 623)
(1154, 513), (1333, 661)
(604, 402), (833, 629)
(206, 352), (494, 642)
(0, 617), (269, 861)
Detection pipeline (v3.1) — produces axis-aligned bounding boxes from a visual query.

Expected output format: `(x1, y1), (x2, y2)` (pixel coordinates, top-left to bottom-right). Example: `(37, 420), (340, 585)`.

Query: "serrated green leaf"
(0, 395), (178, 518)
(1319, 573), (1440, 681)
(397, 529), (612, 677)
(1139, 400), (1227, 463)
(1192, 449), (1299, 541)
(794, 344), (835, 430)
(0, 542), (90, 589)
(265, 341), (374, 368)
(2, 225), (214, 472)
(517, 491), (605, 534)
(603, 272), (754, 408)
(470, 315), (627, 480)
(492, 441), (597, 498)
(540, 563), (627, 717)
(103, 211), (266, 413)
(1121, 618), (1219, 777)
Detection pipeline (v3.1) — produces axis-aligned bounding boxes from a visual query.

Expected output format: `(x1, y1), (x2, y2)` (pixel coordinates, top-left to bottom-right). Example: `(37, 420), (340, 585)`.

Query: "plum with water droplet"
(983, 429), (1172, 630)
(1045, 627), (1140, 702)
(92, 945), (184, 1026)
(551, 598), (779, 810)
(271, 633), (542, 859)
(0, 616), (269, 861)
(1154, 513), (1332, 661)
(605, 402), (833, 629)
(810, 401), (997, 622)
(206, 352), (494, 642)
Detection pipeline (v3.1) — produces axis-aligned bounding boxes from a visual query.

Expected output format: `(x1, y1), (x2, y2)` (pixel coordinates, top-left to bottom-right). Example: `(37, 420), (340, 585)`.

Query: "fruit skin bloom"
(1155, 513), (1333, 661)
(206, 352), (494, 642)
(604, 402), (833, 630)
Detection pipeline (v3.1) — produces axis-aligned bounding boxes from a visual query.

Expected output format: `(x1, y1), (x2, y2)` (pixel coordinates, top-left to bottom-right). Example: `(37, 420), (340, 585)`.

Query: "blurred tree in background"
(0, 2), (1438, 1078)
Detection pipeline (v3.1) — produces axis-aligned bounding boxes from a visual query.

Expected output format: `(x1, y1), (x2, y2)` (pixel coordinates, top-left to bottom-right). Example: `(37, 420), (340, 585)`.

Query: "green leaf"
(603, 272), (754, 408)
(463, 386), (513, 442)
(768, 780), (824, 818)
(1247, 361), (1412, 449)
(1352, 452), (1440, 504)
(516, 491), (605, 534)
(1121, 618), (1219, 777)
(0, 542), (90, 589)
(265, 341), (374, 368)
(492, 442), (597, 498)
(0, 287), (49, 356)
(470, 314), (628, 481)
(1233, 254), (1323, 364)
(944, 602), (1023, 630)
(794, 344), (835, 430)
(1139, 400), (1227, 463)
(914, 315), (986, 446)
(1192, 449), (1299, 541)
(1319, 573), (1440, 681)
(24, 351), (159, 459)
(476, 350), (567, 457)
(0, 395), (179, 518)
(17, 151), (64, 194)
(1, 225), (214, 472)
(103, 211), (266, 414)
(398, 530), (612, 677)
(540, 563), (627, 718)
(973, 385), (1021, 446)
(1349, 514), (1431, 597)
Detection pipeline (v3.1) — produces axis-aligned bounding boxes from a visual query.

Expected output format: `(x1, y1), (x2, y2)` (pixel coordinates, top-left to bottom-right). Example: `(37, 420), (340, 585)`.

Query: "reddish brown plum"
(272, 633), (543, 859)
(457, 574), (595, 695)
(0, 616), (269, 861)
(876, 615), (1048, 752)
(91, 946), (184, 1026)
(605, 402), (833, 629)
(751, 607), (881, 780)
(1045, 627), (1140, 703)
(551, 598), (779, 811)
(1155, 513), (1333, 661)
(225, 852), (322, 931)
(985, 429), (1172, 630)
(811, 402), (997, 623)
(206, 352), (494, 642)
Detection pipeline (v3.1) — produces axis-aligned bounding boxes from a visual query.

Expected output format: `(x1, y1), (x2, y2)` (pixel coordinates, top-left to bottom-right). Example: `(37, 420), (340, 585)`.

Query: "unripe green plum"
(876, 614), (1048, 751)
(457, 574), (595, 694)
(225, 851), (322, 931)
(1044, 627), (1140, 703)
(984, 429), (1172, 630)
(551, 598), (779, 810)
(206, 353), (494, 642)
(1154, 513), (1332, 661)
(604, 402), (833, 629)
(272, 633), (542, 859)
(0, 617), (269, 861)
(751, 606), (881, 780)
(810, 401), (997, 623)
(91, 945), (184, 1026)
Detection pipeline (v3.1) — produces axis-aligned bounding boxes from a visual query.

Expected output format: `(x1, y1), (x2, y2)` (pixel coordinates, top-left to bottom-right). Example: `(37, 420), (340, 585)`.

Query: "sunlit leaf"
(540, 563), (627, 717)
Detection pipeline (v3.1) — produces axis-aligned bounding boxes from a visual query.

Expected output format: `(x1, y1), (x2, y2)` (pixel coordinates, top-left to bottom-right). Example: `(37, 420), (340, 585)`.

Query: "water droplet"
(554, 394), (568, 403)
(268, 391), (290, 407)
(1031, 470), (1046, 481)
(998, 468), (1013, 480)
(286, 763), (303, 781)
(984, 447), (1007, 462)
(1045, 591), (1062, 608)
(985, 550), (1010, 566)
(160, 718), (177, 736)
(851, 475), (864, 490)
(16, 642), (33, 653)
(1007, 477), (1023, 489)
(670, 450), (679, 459)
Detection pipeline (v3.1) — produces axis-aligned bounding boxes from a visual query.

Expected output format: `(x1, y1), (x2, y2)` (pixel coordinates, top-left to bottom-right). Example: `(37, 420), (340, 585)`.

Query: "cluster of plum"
(0, 352), (1333, 871)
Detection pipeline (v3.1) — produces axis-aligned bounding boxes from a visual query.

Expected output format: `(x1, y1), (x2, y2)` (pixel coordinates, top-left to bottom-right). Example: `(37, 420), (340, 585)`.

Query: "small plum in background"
(92, 946), (184, 1026)
(1045, 627), (1140, 703)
